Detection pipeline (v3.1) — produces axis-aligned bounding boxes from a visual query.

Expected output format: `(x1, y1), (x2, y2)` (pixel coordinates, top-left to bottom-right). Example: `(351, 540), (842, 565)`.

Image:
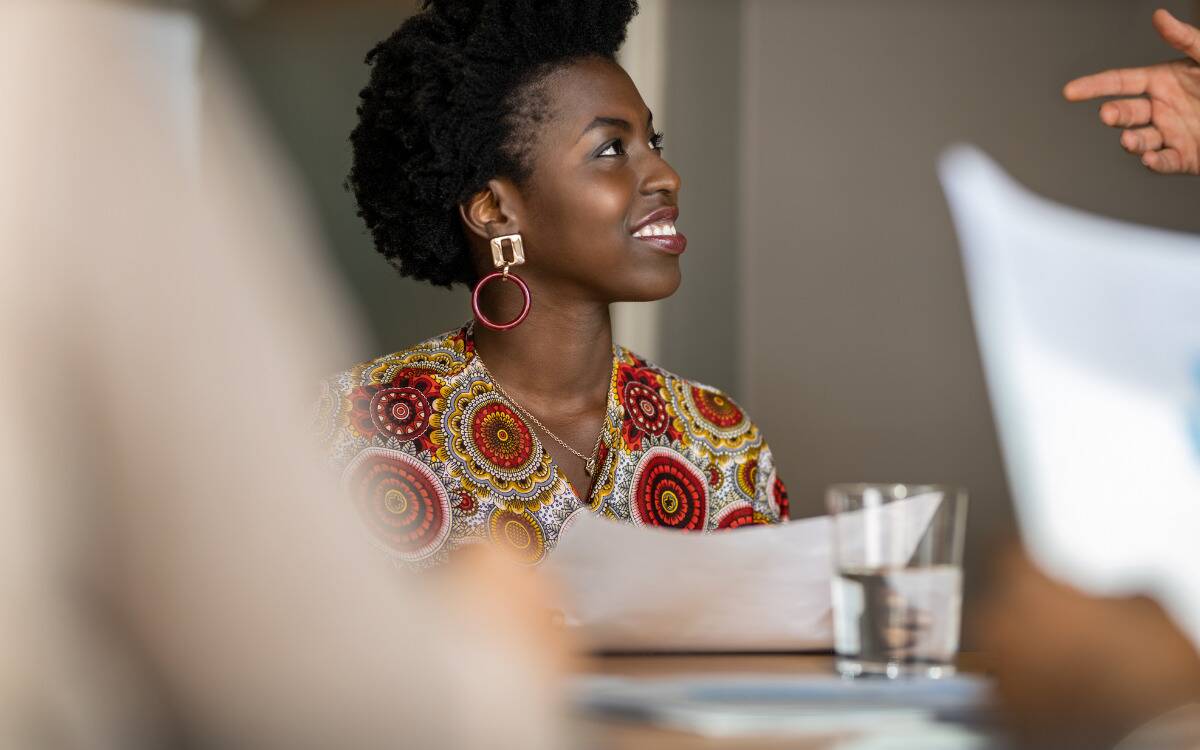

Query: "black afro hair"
(348, 0), (640, 288)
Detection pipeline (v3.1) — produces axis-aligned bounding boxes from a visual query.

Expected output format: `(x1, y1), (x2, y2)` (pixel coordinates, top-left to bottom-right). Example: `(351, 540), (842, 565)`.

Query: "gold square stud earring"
(489, 233), (525, 269)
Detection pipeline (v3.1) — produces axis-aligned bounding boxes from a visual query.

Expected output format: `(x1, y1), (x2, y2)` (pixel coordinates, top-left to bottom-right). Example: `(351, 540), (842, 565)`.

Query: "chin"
(615, 264), (682, 302)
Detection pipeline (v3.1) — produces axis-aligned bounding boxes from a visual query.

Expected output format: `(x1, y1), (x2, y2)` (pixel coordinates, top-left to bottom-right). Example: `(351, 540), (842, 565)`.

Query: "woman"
(318, 0), (789, 567)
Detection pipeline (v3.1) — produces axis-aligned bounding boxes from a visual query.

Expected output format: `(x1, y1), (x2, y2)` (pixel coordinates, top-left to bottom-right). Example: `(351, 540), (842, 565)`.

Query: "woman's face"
(496, 57), (684, 303)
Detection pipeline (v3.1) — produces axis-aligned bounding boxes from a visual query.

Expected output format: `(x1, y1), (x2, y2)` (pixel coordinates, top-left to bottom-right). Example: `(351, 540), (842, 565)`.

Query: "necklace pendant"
(585, 457), (596, 477)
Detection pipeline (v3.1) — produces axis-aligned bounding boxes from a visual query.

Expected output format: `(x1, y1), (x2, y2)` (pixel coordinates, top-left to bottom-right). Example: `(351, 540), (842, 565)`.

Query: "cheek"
(537, 171), (633, 248)
(575, 177), (631, 231)
(522, 168), (682, 301)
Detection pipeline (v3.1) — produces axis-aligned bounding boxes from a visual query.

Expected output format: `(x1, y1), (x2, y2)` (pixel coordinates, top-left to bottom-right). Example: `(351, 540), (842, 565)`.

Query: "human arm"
(977, 546), (1200, 748)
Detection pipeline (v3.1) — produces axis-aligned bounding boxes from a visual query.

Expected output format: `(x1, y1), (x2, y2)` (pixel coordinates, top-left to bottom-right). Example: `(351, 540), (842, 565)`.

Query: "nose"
(640, 152), (681, 197)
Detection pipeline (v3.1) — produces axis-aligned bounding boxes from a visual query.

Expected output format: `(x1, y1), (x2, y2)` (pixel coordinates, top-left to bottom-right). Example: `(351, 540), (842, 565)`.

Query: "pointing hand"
(1064, 9), (1200, 174)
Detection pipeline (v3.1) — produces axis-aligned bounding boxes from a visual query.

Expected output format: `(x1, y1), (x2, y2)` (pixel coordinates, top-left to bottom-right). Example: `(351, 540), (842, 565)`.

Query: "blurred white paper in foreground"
(545, 493), (943, 652)
(940, 145), (1200, 646)
(574, 672), (992, 742)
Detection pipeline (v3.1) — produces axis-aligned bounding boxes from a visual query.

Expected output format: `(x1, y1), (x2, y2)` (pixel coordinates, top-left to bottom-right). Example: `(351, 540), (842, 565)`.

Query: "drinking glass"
(827, 483), (968, 679)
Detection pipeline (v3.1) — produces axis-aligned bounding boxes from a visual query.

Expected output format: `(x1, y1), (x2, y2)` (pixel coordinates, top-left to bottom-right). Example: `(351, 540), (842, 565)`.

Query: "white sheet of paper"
(940, 145), (1200, 647)
(544, 493), (944, 652)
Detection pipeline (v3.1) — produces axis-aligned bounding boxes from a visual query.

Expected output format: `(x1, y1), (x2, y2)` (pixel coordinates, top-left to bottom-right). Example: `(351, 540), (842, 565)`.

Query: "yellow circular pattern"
(487, 508), (547, 565)
(736, 459), (759, 498)
(384, 489), (409, 515)
(504, 520), (532, 549)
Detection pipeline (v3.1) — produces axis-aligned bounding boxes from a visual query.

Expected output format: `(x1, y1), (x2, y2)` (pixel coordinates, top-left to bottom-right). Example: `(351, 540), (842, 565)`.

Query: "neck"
(472, 284), (614, 411)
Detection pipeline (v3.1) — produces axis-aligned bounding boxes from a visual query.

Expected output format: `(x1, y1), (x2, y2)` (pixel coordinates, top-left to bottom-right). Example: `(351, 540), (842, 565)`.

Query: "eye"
(649, 130), (665, 152)
(597, 139), (626, 158)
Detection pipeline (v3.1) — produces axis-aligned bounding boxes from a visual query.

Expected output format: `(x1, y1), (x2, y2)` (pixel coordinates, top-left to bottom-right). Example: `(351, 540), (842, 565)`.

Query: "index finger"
(1063, 67), (1151, 101)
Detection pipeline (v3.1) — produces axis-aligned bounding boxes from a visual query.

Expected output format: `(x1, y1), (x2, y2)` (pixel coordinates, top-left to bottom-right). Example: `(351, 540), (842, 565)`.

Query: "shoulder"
(327, 325), (473, 393)
(316, 325), (473, 461)
(611, 345), (790, 522)
(614, 345), (760, 449)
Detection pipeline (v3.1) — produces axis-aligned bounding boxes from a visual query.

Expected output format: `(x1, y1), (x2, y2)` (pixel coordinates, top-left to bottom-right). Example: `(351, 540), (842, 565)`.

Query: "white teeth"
(634, 221), (677, 238)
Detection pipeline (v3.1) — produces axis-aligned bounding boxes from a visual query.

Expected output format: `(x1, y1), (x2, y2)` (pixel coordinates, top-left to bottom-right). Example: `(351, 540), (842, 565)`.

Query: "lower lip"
(633, 232), (687, 255)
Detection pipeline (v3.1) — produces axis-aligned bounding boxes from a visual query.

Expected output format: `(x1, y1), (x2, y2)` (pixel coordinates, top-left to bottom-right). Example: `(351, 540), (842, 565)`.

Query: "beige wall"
(738, 0), (1200, 614)
(655, 1), (744, 392)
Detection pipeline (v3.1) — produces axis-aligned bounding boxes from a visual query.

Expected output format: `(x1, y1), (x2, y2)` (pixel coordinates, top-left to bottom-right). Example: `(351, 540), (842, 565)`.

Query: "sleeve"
(754, 437), (791, 523)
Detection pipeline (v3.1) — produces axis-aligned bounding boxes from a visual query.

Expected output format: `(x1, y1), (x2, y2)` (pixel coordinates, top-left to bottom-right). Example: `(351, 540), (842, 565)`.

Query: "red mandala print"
(595, 437), (610, 468)
(346, 368), (440, 449)
(343, 448), (451, 561)
(716, 502), (771, 531)
(371, 387), (431, 441)
(690, 386), (745, 430)
(387, 368), (440, 394)
(772, 475), (790, 521)
(346, 385), (381, 438)
(470, 402), (535, 469)
(707, 465), (723, 489)
(449, 325), (475, 358)
(616, 363), (680, 449)
(386, 370), (441, 451)
(587, 438), (613, 511)
(457, 491), (477, 515)
(630, 447), (709, 531)
(623, 381), (668, 436)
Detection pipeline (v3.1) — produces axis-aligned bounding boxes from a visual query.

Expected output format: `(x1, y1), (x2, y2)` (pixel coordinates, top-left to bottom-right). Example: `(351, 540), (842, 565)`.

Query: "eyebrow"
(579, 112), (655, 139)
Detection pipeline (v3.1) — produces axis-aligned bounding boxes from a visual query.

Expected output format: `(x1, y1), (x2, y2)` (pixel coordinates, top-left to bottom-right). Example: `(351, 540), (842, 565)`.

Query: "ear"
(459, 178), (521, 242)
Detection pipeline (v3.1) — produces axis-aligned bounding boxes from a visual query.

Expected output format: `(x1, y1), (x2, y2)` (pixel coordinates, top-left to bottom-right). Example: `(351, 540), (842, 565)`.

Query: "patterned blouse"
(317, 324), (789, 567)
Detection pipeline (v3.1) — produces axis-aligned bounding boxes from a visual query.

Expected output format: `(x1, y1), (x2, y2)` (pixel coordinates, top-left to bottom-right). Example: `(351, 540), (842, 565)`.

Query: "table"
(573, 653), (993, 750)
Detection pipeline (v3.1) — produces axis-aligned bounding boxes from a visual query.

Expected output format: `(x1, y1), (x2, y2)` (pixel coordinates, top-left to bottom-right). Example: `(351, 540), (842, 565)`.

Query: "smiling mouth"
(630, 218), (687, 255)
(632, 220), (679, 238)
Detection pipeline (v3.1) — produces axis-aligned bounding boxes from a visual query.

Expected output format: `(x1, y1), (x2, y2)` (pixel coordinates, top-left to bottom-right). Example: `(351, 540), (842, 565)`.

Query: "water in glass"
(832, 564), (962, 678)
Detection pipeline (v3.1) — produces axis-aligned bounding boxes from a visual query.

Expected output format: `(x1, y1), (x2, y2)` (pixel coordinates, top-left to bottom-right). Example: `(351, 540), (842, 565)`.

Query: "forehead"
(538, 57), (651, 136)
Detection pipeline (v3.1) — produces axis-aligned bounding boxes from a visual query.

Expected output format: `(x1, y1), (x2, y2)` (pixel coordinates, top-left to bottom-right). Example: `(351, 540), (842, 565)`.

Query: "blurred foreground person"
(979, 549), (1200, 749)
(1064, 8), (1200, 175)
(0, 1), (565, 748)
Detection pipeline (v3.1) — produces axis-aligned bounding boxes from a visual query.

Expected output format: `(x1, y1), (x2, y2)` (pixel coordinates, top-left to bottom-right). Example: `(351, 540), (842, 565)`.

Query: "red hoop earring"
(472, 233), (531, 331)
(472, 271), (531, 331)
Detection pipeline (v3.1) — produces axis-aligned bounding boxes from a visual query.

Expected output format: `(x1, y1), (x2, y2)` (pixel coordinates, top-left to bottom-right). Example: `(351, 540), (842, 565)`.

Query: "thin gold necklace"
(473, 341), (613, 478)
